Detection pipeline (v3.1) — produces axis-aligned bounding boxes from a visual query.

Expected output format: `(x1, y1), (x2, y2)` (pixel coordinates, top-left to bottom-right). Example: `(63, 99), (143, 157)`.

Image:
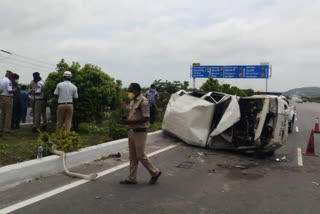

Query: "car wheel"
(288, 121), (292, 133)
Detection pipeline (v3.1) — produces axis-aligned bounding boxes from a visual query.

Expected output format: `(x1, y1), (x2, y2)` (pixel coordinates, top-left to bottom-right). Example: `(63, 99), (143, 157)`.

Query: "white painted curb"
(0, 130), (164, 191)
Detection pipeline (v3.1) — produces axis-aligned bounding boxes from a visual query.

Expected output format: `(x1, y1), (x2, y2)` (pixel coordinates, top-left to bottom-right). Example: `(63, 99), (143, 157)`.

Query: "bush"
(37, 130), (83, 156)
(78, 110), (129, 140)
(45, 59), (122, 129)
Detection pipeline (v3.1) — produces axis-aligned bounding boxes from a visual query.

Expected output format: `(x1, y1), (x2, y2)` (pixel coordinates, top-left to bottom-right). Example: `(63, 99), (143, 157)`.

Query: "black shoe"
(149, 171), (161, 184)
(120, 179), (137, 185)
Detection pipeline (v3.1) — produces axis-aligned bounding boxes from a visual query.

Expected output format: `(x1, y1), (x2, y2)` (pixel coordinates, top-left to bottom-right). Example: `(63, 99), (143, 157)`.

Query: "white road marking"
(0, 144), (180, 214)
(296, 126), (299, 132)
(297, 148), (303, 166)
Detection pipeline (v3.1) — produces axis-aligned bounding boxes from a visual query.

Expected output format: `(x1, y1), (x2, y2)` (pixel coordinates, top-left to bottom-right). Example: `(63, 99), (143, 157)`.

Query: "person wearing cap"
(0, 70), (16, 136)
(54, 71), (78, 131)
(31, 73), (47, 132)
(144, 84), (159, 124)
(119, 83), (161, 185)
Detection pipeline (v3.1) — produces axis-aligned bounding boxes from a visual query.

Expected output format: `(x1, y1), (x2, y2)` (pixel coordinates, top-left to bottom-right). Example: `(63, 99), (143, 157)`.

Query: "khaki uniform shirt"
(128, 94), (150, 129)
(29, 80), (37, 100)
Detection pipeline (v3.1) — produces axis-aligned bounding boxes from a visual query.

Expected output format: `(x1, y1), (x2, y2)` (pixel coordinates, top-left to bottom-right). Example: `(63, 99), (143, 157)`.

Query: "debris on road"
(312, 182), (319, 186)
(94, 156), (108, 162)
(234, 164), (249, 169)
(176, 161), (194, 169)
(242, 171), (248, 175)
(95, 196), (101, 199)
(217, 163), (251, 170)
(94, 153), (121, 162)
(108, 152), (121, 158)
(208, 169), (216, 173)
(274, 156), (287, 162)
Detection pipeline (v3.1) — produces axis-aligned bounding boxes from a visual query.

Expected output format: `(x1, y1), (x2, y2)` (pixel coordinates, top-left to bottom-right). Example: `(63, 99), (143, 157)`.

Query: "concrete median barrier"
(0, 130), (163, 191)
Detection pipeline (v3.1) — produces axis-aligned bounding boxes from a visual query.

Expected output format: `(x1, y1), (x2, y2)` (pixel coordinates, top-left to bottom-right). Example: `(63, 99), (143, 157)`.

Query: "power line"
(0, 60), (55, 73)
(0, 55), (55, 70)
(0, 49), (56, 67)
(0, 55), (10, 61)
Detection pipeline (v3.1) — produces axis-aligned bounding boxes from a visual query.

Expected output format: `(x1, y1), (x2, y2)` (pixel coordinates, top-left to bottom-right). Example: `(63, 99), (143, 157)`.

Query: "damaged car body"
(162, 90), (289, 154)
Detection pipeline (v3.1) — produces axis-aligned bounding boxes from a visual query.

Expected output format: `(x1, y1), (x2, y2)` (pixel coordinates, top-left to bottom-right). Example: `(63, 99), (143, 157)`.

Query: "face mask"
(151, 89), (156, 92)
(128, 92), (135, 100)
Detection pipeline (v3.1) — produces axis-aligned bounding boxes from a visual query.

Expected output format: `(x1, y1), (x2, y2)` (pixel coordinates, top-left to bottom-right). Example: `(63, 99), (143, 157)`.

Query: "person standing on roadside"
(54, 71), (78, 131)
(119, 83), (161, 185)
(11, 73), (21, 129)
(31, 72), (47, 132)
(20, 85), (29, 123)
(29, 72), (38, 122)
(0, 70), (16, 136)
(144, 84), (159, 124)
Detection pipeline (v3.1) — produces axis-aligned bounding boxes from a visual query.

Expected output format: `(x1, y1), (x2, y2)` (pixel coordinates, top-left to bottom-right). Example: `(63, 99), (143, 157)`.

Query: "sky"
(0, 0), (319, 92)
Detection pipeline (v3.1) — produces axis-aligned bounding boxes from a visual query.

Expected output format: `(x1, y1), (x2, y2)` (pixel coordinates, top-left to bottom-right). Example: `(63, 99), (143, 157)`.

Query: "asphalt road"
(1, 101), (320, 213)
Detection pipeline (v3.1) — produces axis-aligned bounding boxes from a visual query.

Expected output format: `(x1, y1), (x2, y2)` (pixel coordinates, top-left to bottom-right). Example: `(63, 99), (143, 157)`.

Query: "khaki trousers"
(33, 100), (47, 128)
(56, 104), (74, 131)
(0, 95), (13, 132)
(128, 129), (159, 182)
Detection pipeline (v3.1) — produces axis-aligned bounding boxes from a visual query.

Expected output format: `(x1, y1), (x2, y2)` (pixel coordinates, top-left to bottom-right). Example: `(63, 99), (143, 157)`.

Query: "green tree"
(220, 84), (231, 94)
(153, 79), (189, 94)
(200, 77), (221, 91)
(45, 59), (122, 130)
(243, 89), (255, 96)
(200, 78), (249, 97)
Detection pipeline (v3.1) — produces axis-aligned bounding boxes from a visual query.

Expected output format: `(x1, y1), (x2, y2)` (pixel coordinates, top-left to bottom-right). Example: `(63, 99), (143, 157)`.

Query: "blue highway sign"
(192, 65), (269, 79)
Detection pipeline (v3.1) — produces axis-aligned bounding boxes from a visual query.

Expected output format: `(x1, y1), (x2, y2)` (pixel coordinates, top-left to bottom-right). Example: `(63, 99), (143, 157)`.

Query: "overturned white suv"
(162, 91), (289, 155)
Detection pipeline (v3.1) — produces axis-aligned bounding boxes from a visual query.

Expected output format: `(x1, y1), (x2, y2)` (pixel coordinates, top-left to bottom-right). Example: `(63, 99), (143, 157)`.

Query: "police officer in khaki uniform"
(120, 83), (161, 185)
(0, 70), (16, 136)
(29, 72), (39, 123)
(54, 71), (78, 131)
(31, 73), (47, 132)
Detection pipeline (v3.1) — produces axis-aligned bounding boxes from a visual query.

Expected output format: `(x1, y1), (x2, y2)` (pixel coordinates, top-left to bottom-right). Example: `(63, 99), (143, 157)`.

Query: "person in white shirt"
(0, 70), (16, 136)
(31, 72), (47, 132)
(54, 71), (78, 131)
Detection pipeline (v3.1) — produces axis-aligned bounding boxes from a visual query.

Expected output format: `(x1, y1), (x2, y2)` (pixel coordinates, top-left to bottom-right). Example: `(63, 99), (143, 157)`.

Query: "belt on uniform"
(35, 99), (46, 101)
(132, 128), (147, 132)
(58, 102), (73, 105)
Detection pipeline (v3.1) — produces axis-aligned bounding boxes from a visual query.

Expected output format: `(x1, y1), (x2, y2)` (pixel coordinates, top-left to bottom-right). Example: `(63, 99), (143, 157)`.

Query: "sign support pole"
(193, 78), (196, 89)
(266, 78), (268, 93)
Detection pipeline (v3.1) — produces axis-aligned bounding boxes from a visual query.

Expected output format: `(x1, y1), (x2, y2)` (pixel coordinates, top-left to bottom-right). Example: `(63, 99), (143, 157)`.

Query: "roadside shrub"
(45, 59), (122, 130)
(37, 130), (83, 156)
(78, 123), (108, 136)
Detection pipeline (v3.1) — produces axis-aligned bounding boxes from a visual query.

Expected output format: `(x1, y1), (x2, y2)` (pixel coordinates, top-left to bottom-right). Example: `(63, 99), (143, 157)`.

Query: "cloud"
(0, 0), (319, 91)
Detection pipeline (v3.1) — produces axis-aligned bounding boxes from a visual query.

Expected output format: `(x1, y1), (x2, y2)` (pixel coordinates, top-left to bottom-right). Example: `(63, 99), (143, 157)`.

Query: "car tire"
(288, 121), (292, 133)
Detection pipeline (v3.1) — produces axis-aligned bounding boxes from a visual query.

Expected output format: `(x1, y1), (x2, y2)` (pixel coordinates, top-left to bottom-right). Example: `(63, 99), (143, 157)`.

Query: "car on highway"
(162, 90), (289, 155)
(296, 98), (303, 103)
